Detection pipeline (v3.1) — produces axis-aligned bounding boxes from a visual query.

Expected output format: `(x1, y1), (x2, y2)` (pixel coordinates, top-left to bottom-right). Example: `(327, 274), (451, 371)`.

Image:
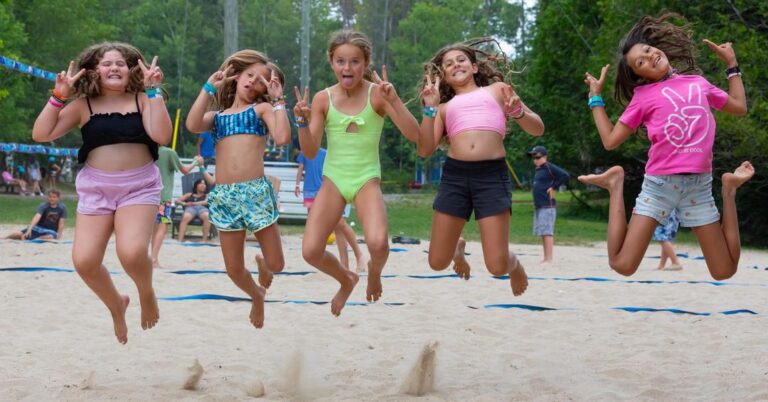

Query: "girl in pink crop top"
(416, 40), (545, 299)
(444, 87), (507, 138)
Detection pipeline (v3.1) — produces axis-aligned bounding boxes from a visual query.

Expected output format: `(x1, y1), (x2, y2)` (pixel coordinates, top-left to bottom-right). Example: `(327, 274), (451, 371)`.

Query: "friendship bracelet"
(507, 106), (524, 119)
(295, 116), (307, 124)
(726, 65), (742, 79)
(52, 88), (69, 101)
(588, 95), (605, 109)
(511, 108), (526, 120)
(50, 94), (66, 104)
(295, 122), (309, 128)
(423, 106), (437, 118)
(270, 95), (287, 105)
(48, 97), (63, 108)
(203, 82), (216, 96)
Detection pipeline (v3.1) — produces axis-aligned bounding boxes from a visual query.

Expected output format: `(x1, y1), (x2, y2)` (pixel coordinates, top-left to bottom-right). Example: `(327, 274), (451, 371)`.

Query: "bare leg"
(178, 212), (193, 242)
(657, 241), (670, 269)
(254, 222), (285, 290)
(201, 212), (211, 241)
(114, 205), (160, 331)
(72, 214), (130, 344)
(692, 162), (754, 280)
(452, 237), (471, 280)
(477, 212), (528, 296)
(354, 180), (392, 303)
(150, 222), (166, 269)
(220, 230), (266, 328)
(302, 180), (358, 315)
(336, 217), (367, 272)
(541, 235), (554, 264)
(427, 211), (466, 273)
(6, 231), (24, 240)
(335, 226), (350, 269)
(578, 166), (658, 276)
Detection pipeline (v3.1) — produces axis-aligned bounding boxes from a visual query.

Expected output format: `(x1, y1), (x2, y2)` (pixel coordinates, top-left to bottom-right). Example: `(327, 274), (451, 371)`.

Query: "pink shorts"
(76, 162), (162, 215)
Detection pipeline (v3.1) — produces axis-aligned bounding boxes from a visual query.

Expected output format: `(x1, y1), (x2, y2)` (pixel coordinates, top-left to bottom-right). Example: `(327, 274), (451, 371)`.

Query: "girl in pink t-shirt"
(578, 13), (754, 281)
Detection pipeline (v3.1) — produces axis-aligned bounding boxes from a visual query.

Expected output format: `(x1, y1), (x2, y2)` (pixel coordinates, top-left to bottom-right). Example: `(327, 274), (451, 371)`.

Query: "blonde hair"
(73, 42), (148, 97)
(327, 30), (374, 81)
(214, 49), (270, 109)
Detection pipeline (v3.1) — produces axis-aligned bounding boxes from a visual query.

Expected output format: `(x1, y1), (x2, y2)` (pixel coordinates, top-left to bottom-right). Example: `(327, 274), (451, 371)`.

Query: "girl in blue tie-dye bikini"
(186, 50), (290, 329)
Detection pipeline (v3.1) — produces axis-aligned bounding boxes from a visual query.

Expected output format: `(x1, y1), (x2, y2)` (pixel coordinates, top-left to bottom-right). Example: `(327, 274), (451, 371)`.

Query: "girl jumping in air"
(32, 42), (171, 344)
(579, 13), (754, 280)
(186, 50), (290, 328)
(293, 30), (420, 316)
(417, 39), (544, 296)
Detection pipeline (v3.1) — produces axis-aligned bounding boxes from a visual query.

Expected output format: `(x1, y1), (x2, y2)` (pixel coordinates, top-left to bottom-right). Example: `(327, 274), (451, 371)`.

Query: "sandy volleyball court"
(1, 226), (766, 401)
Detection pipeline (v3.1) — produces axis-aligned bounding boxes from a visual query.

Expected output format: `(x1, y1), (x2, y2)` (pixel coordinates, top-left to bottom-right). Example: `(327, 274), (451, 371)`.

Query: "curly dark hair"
(614, 12), (701, 106)
(72, 42), (149, 98)
(421, 37), (515, 104)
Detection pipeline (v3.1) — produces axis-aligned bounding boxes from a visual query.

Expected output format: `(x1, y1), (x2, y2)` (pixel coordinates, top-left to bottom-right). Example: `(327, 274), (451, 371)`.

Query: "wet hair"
(614, 13), (700, 106)
(192, 178), (207, 193)
(327, 30), (374, 81)
(73, 42), (148, 97)
(421, 37), (512, 104)
(214, 49), (270, 110)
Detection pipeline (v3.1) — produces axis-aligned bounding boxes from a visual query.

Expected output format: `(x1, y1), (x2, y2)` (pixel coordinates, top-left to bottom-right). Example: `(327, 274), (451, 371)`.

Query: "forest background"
(1, 0), (765, 245)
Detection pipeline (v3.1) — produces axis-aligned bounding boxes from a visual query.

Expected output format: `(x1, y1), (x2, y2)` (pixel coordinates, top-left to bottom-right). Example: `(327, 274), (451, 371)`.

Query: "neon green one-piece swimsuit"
(323, 84), (385, 203)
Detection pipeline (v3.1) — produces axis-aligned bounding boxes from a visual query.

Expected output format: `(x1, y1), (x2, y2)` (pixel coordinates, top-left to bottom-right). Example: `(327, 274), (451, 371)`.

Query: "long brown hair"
(213, 49), (270, 110)
(73, 42), (148, 97)
(614, 13), (700, 106)
(422, 37), (512, 104)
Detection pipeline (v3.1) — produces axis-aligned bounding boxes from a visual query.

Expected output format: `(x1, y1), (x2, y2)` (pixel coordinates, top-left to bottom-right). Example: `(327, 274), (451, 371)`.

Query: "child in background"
(654, 209), (683, 271)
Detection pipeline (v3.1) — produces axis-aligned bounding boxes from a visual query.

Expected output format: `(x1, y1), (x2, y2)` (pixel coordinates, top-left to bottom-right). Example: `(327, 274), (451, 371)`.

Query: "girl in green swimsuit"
(293, 31), (420, 316)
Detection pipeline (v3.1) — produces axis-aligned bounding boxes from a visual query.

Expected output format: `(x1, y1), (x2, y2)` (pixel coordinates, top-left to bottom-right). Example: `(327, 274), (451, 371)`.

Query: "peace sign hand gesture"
(206, 66), (235, 90)
(54, 61), (86, 98)
(138, 56), (163, 87)
(501, 84), (522, 116)
(373, 65), (399, 103)
(584, 64), (610, 97)
(259, 69), (283, 100)
(293, 86), (311, 119)
(420, 73), (441, 107)
(703, 39), (738, 67)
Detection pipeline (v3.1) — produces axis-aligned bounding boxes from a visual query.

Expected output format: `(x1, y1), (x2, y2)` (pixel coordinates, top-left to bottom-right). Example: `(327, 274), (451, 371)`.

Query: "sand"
(1, 225), (767, 401)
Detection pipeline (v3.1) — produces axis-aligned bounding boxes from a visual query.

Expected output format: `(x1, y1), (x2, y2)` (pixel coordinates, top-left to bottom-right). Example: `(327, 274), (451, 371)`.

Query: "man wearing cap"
(528, 146), (570, 264)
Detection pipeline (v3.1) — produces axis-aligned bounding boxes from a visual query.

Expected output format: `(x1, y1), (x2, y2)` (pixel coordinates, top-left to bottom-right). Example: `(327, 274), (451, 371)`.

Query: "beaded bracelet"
(423, 106), (437, 118)
(271, 95), (287, 105)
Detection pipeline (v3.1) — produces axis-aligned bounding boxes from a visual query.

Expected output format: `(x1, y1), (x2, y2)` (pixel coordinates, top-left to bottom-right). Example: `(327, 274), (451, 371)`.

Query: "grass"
(1, 185), (700, 246)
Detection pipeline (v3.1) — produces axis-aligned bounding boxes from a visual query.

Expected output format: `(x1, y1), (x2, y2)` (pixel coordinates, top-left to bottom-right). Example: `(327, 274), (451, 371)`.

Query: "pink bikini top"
(444, 87), (507, 139)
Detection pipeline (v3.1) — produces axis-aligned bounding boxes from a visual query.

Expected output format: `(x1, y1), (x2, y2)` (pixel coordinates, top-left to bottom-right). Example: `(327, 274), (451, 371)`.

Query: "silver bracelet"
(272, 104), (286, 112)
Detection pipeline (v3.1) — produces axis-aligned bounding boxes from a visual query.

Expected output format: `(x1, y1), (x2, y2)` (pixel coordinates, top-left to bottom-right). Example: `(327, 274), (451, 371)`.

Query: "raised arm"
(703, 39), (747, 116)
(584, 64), (635, 150)
(258, 70), (290, 146)
(497, 83), (545, 136)
(32, 61), (85, 143)
(293, 86), (325, 159)
(372, 66), (420, 142)
(186, 67), (233, 133)
(417, 73), (443, 158)
(138, 56), (172, 145)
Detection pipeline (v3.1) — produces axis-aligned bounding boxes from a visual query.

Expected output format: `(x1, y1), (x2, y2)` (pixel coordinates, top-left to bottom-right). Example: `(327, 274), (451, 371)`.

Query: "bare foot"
(452, 238), (470, 280)
(152, 259), (161, 269)
(366, 260), (383, 302)
(111, 294), (130, 344)
(509, 257), (528, 297)
(255, 254), (273, 289)
(355, 255), (368, 273)
(332, 270), (359, 316)
(250, 285), (266, 328)
(139, 290), (159, 330)
(577, 166), (624, 193)
(722, 161), (755, 195)
(539, 259), (552, 265)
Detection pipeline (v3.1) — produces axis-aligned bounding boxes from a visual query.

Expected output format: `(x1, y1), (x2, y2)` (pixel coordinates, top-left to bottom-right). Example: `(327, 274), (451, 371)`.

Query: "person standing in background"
(529, 146), (570, 264)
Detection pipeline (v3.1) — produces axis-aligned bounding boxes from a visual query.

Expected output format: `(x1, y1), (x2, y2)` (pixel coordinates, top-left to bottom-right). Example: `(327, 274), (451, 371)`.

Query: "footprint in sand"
(400, 341), (439, 396)
(182, 359), (204, 390)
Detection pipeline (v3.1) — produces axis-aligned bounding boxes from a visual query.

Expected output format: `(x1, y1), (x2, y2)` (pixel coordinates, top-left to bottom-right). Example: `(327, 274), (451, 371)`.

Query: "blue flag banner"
(0, 55), (56, 81)
(1, 143), (79, 157)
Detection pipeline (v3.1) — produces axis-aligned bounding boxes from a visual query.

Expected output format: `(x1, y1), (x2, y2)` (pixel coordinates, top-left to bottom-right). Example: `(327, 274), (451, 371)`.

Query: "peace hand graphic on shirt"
(662, 83), (710, 148)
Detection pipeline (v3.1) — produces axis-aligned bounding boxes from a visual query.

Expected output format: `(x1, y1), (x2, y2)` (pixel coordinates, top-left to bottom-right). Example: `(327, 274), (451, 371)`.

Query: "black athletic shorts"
(433, 157), (511, 221)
